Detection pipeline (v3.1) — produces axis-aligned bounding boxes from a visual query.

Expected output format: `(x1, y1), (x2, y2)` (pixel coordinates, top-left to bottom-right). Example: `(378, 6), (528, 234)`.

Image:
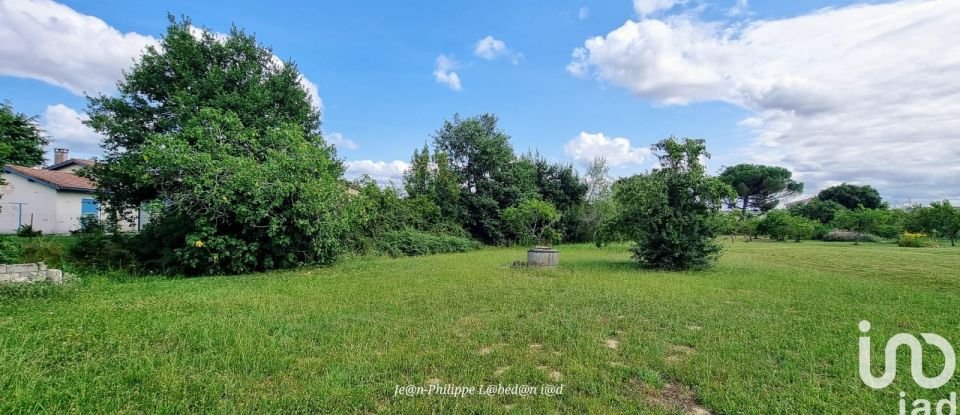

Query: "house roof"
(46, 158), (95, 171)
(3, 165), (96, 192)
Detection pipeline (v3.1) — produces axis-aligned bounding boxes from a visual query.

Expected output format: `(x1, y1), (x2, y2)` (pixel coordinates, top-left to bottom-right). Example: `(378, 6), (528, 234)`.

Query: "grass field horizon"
(2, 241), (959, 414)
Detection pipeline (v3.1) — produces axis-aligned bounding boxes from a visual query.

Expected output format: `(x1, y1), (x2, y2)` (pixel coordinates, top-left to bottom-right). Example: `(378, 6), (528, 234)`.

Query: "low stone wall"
(0, 263), (65, 284)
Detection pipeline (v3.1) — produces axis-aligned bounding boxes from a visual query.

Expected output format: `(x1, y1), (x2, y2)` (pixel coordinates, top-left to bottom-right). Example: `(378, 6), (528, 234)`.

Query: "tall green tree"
(0, 102), (49, 184)
(606, 137), (734, 270)
(788, 198), (845, 224)
(719, 164), (803, 218)
(917, 200), (960, 246)
(432, 114), (535, 244)
(84, 17), (346, 275)
(817, 183), (884, 210)
(403, 144), (432, 198)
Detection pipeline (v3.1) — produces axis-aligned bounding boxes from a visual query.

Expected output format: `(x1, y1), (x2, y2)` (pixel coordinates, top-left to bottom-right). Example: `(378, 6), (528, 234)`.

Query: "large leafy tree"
(606, 137), (734, 270)
(0, 102), (49, 179)
(432, 114), (536, 244)
(788, 198), (846, 224)
(719, 164), (803, 218)
(817, 183), (884, 210)
(915, 200), (960, 246)
(84, 17), (346, 275)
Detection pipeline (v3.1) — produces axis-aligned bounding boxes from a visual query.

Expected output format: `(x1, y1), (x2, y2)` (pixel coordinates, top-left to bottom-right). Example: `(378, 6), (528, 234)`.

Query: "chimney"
(54, 148), (69, 165)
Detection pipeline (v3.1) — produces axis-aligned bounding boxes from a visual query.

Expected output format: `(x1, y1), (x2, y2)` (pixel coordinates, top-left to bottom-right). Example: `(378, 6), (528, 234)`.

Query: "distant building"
(0, 148), (142, 234)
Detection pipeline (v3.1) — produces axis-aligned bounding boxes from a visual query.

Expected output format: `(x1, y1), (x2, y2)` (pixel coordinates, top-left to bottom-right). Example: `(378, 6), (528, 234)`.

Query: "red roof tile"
(3, 165), (96, 192)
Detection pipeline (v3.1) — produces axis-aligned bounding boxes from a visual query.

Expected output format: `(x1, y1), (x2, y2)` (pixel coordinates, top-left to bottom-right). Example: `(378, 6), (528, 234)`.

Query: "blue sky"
(1, 0), (958, 203)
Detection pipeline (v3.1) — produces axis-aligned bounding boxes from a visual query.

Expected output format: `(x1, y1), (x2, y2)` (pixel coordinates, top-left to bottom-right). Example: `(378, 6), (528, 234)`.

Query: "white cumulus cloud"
(0, 0), (156, 95)
(474, 36), (522, 64)
(0, 1), (322, 110)
(41, 104), (101, 157)
(326, 132), (358, 150)
(345, 160), (410, 186)
(569, 0), (960, 202)
(564, 132), (651, 167)
(433, 54), (462, 91)
(633, 0), (685, 16)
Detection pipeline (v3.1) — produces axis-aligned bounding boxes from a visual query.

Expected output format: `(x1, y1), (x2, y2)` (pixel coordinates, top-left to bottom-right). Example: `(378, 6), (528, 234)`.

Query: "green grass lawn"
(2, 241), (959, 414)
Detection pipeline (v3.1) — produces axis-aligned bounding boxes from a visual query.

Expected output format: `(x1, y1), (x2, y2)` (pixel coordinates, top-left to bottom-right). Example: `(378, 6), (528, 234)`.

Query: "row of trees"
(3, 16), (957, 275)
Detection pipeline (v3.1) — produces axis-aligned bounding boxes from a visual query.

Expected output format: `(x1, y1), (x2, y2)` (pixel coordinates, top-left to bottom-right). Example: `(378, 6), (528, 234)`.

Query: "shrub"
(757, 211), (793, 241)
(375, 229), (481, 257)
(69, 217), (137, 270)
(0, 236), (22, 263)
(898, 232), (939, 248)
(16, 224), (42, 237)
(503, 199), (561, 246)
(822, 229), (881, 243)
(18, 238), (68, 268)
(605, 137), (734, 270)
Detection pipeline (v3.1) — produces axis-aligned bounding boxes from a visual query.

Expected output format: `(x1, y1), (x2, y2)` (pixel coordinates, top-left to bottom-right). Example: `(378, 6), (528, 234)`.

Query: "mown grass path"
(2, 242), (958, 414)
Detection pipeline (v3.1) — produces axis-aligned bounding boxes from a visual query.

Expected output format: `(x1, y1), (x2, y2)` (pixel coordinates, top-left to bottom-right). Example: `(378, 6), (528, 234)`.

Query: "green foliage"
(83, 18), (346, 275)
(419, 114), (586, 245)
(910, 200), (960, 246)
(503, 199), (561, 246)
(68, 217), (137, 270)
(18, 238), (68, 268)
(829, 207), (902, 242)
(831, 208), (891, 244)
(757, 211), (793, 241)
(607, 137), (735, 270)
(432, 114), (528, 244)
(788, 199), (846, 224)
(0, 101), (49, 185)
(817, 183), (885, 210)
(374, 229), (480, 257)
(757, 211), (820, 242)
(0, 236), (21, 263)
(898, 232), (939, 248)
(16, 224), (41, 237)
(821, 229), (881, 243)
(719, 164), (803, 217)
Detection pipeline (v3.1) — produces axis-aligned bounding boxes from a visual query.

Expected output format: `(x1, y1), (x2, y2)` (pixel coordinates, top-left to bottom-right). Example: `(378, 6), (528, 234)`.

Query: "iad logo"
(859, 320), (956, 390)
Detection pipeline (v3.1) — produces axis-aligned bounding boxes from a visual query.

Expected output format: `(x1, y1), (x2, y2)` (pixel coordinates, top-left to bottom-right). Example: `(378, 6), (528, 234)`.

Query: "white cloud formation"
(433, 55), (462, 91)
(0, 0), (156, 95)
(0, 1), (322, 110)
(474, 36), (507, 60)
(326, 132), (358, 150)
(578, 7), (590, 20)
(41, 104), (101, 157)
(726, 0), (749, 17)
(569, 0), (960, 202)
(473, 36), (522, 64)
(345, 160), (410, 185)
(564, 132), (651, 167)
(633, 0), (684, 16)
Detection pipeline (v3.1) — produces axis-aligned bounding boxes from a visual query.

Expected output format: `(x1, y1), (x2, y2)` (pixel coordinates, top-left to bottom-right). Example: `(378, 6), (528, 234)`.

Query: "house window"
(81, 198), (100, 217)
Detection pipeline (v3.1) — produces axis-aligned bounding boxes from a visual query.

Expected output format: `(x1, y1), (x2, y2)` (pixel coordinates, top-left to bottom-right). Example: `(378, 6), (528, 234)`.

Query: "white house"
(0, 149), (143, 234)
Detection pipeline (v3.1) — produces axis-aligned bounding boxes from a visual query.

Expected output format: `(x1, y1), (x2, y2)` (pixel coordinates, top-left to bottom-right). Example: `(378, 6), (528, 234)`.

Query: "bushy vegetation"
(601, 137), (734, 270)
(15, 224), (41, 238)
(83, 18), (347, 275)
(0, 101), (49, 187)
(374, 229), (481, 257)
(898, 232), (938, 248)
(0, 236), (20, 263)
(821, 229), (881, 243)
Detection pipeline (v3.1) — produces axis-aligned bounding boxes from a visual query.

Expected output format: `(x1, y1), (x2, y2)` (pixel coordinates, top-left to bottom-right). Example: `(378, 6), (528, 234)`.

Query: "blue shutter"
(81, 198), (100, 217)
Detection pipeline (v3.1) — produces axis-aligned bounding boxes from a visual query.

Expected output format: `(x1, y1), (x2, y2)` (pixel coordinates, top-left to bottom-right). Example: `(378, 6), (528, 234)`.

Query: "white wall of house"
(0, 173), (62, 234)
(2, 172), (149, 235)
